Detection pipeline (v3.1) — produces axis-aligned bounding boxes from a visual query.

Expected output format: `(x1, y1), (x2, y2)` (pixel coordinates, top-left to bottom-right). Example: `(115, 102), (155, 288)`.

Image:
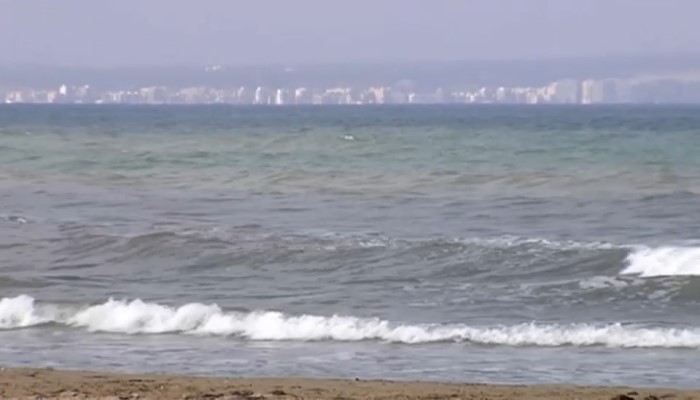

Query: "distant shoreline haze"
(2, 54), (700, 104)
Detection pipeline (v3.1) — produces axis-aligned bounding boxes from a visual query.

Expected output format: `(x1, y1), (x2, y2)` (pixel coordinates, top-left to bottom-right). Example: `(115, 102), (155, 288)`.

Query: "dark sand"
(0, 368), (698, 400)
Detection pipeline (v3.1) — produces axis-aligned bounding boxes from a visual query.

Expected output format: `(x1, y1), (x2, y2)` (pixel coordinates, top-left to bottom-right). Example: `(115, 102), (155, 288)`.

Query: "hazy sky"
(1, 0), (699, 67)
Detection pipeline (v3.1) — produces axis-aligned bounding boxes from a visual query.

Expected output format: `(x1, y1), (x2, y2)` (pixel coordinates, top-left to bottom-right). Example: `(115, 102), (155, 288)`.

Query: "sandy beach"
(0, 368), (697, 400)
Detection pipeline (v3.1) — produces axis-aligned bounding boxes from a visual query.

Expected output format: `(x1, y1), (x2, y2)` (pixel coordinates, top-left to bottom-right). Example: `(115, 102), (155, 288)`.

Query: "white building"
(549, 79), (579, 103)
(254, 86), (270, 105)
(294, 88), (312, 104)
(581, 79), (618, 104)
(274, 89), (292, 105)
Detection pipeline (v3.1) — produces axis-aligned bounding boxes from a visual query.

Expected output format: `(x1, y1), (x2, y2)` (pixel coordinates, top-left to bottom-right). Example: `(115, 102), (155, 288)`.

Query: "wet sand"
(1, 368), (699, 400)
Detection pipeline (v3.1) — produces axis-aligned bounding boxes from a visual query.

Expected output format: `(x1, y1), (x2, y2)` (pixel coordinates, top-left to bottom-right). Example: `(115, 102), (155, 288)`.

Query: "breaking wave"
(3, 295), (700, 348)
(622, 246), (700, 277)
(50, 225), (700, 279)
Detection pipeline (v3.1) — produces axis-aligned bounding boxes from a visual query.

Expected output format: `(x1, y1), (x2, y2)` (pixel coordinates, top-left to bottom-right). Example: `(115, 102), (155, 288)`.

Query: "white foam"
(622, 246), (700, 277)
(3, 295), (700, 348)
(452, 236), (619, 251)
(0, 295), (47, 328)
(69, 299), (223, 334)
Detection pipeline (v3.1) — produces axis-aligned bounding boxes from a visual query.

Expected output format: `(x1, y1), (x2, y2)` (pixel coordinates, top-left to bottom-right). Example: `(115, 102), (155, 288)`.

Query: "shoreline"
(1, 368), (699, 400)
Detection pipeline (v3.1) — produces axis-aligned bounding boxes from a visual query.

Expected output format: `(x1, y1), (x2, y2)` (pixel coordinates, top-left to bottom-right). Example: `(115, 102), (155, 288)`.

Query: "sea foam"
(0, 294), (48, 328)
(622, 246), (700, 277)
(2, 295), (700, 348)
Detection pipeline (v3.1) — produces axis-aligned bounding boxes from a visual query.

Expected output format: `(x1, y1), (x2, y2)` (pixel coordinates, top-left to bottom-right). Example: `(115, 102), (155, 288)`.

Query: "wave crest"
(0, 294), (48, 328)
(3, 295), (700, 348)
(622, 246), (700, 277)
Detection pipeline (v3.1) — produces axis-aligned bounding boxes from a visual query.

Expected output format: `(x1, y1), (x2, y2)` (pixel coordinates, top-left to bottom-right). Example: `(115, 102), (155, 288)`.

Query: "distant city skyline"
(1, 0), (700, 66)
(4, 52), (700, 105)
(5, 75), (700, 105)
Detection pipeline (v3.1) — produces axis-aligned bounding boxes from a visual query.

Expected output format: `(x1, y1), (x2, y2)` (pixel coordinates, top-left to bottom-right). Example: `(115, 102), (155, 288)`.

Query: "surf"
(3, 295), (700, 348)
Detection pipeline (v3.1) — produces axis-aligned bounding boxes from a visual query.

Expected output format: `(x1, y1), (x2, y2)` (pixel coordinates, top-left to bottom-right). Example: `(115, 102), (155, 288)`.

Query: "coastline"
(0, 368), (698, 400)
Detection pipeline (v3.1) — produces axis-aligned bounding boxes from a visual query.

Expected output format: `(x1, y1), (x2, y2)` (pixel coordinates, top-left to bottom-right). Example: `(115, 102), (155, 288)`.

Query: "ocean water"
(2, 105), (700, 387)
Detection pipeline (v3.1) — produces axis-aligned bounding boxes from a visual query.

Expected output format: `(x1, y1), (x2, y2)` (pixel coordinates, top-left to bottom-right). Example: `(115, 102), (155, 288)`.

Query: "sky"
(1, 0), (699, 67)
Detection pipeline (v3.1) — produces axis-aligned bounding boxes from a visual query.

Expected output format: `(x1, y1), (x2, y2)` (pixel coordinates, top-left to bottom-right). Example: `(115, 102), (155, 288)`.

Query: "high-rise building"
(236, 87), (253, 104)
(581, 79), (617, 104)
(549, 79), (579, 103)
(274, 89), (292, 105)
(254, 86), (270, 105)
(370, 87), (390, 104)
(581, 80), (603, 104)
(294, 88), (312, 104)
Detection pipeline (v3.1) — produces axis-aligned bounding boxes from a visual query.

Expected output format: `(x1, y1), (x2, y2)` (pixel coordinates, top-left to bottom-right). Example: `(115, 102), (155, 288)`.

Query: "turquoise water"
(2, 105), (700, 387)
(2, 105), (699, 195)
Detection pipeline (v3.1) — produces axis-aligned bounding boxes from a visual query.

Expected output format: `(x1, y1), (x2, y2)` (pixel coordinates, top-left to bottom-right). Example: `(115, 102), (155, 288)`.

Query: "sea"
(1, 104), (700, 388)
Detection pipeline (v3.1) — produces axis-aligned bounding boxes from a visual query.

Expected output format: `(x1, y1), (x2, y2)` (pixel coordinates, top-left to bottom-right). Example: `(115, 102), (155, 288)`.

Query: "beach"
(1, 368), (698, 400)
